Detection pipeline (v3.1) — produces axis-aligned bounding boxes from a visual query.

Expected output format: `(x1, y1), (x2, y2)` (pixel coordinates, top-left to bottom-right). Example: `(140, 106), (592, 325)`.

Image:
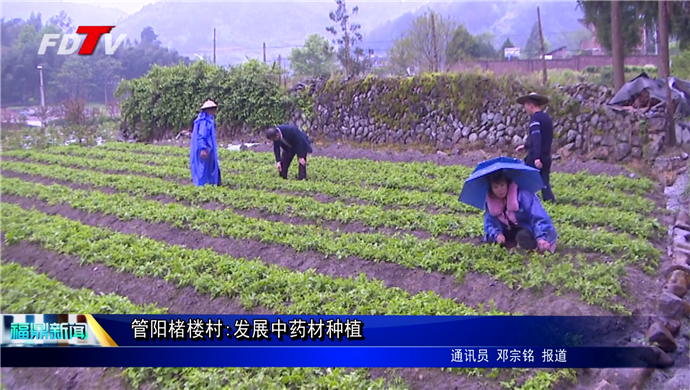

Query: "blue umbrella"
(458, 156), (545, 210)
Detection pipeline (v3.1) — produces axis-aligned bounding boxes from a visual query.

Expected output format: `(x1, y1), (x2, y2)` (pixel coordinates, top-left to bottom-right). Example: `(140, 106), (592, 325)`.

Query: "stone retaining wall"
(286, 75), (690, 163)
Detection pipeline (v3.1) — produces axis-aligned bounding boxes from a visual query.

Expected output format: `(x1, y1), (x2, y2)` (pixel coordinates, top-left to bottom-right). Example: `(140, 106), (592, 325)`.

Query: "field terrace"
(0, 141), (671, 390)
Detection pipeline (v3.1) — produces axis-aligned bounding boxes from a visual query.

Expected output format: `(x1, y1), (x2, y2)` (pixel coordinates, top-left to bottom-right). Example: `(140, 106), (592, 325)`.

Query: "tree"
(471, 32), (498, 59)
(611, 1), (625, 93)
(140, 26), (161, 46)
(388, 10), (457, 73)
(445, 23), (476, 64)
(385, 36), (415, 76)
(48, 10), (74, 34)
(326, 0), (369, 76)
(289, 34), (336, 79)
(1, 13), (191, 106)
(94, 56), (123, 105)
(499, 38), (515, 60)
(576, 1), (660, 54)
(51, 57), (94, 100)
(524, 22), (551, 59)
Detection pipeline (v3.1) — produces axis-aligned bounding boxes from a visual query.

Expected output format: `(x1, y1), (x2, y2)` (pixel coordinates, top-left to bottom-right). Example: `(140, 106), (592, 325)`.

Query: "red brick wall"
(449, 55), (659, 75)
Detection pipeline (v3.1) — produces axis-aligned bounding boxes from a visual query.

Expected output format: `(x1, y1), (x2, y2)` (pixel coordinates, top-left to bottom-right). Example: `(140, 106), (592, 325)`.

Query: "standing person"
(515, 92), (556, 203)
(266, 124), (313, 180)
(190, 99), (221, 187)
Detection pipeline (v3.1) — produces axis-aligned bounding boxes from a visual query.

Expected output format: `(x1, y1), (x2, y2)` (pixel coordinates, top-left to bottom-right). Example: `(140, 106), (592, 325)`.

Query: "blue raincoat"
(483, 187), (558, 246)
(190, 111), (220, 186)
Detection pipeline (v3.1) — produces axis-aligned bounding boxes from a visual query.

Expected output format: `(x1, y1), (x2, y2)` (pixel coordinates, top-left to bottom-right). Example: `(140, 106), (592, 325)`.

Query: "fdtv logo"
(38, 26), (127, 56)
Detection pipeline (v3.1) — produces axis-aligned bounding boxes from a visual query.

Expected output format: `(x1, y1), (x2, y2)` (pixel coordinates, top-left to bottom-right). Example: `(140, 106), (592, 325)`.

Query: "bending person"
(266, 124), (313, 180)
(483, 170), (558, 253)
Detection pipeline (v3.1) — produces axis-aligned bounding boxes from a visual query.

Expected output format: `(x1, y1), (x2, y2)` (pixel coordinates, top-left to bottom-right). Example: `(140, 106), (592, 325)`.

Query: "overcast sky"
(65, 0), (156, 14)
(7, 0), (569, 17)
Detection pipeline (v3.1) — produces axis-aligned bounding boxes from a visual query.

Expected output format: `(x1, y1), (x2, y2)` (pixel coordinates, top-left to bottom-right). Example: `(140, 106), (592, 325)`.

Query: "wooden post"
(263, 43), (266, 63)
(213, 28), (216, 64)
(659, 0), (676, 145)
(278, 54), (282, 85)
(431, 11), (439, 72)
(537, 7), (548, 86)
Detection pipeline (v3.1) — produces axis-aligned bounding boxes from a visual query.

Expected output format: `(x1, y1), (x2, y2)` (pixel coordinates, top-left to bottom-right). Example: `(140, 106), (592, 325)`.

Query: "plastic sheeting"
(608, 72), (690, 117)
(227, 143), (259, 151)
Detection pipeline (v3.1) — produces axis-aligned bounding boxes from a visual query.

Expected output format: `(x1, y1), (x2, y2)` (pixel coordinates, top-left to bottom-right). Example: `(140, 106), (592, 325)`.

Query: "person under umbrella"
(458, 156), (558, 253)
(515, 92), (556, 203)
(484, 170), (558, 252)
(265, 124), (313, 180)
(190, 99), (221, 186)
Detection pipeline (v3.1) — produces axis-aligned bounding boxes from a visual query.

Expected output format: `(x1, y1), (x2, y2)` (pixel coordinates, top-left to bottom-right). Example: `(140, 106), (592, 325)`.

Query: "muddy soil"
(154, 138), (637, 177)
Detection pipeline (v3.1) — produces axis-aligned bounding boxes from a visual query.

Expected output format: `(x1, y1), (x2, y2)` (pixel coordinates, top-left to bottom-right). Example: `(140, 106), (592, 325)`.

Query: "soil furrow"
(0, 225), (500, 390)
(132, 139), (638, 176)
(0, 193), (608, 317)
(1, 169), (470, 243)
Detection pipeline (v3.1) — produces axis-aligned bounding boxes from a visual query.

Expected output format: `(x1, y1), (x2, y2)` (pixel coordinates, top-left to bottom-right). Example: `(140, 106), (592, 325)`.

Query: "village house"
(546, 46), (569, 59)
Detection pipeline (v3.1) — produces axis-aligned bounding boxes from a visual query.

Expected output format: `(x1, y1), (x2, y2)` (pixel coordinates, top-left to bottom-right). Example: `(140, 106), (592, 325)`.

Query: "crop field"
(0, 141), (669, 390)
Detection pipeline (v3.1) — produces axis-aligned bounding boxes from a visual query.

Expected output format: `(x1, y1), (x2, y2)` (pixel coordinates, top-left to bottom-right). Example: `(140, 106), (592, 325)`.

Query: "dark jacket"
(525, 110), (553, 163)
(273, 124), (313, 162)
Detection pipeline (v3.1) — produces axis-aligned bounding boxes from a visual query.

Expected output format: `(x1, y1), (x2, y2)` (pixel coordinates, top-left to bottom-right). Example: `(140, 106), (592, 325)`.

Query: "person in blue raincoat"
(483, 170), (558, 253)
(190, 99), (221, 186)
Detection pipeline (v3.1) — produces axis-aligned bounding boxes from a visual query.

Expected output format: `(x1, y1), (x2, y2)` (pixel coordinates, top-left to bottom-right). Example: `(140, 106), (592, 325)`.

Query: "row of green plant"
(94, 142), (658, 197)
(1, 202), (501, 316)
(0, 160), (661, 263)
(0, 248), (572, 390)
(0, 261), (408, 389)
(0, 175), (636, 313)
(24, 145), (659, 214)
(1, 152), (661, 241)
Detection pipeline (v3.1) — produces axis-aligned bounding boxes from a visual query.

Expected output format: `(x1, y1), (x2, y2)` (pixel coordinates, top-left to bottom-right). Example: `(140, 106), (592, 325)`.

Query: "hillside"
(109, 0), (426, 65)
(1, 1), (128, 26)
(364, 1), (590, 56)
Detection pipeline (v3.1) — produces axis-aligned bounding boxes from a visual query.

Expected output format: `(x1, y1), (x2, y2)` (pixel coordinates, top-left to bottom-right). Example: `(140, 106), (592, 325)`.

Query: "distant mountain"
(364, 1), (589, 56)
(108, 0), (426, 65)
(1, 1), (128, 26)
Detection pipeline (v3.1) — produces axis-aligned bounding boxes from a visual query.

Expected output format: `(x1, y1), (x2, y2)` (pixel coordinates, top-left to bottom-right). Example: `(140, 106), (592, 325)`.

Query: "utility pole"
(37, 65), (45, 108)
(263, 42), (267, 63)
(537, 7), (548, 86)
(213, 28), (216, 64)
(611, 1), (625, 93)
(659, 0), (676, 145)
(430, 11), (439, 72)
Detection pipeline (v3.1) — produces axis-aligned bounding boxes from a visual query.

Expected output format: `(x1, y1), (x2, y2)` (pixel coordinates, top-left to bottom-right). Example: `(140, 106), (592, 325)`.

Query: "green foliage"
(289, 34), (336, 78)
(0, 264), (407, 389)
(116, 60), (289, 141)
(581, 65), (658, 87)
(672, 50), (690, 79)
(316, 72), (545, 131)
(388, 9), (458, 73)
(523, 22), (551, 59)
(0, 262), (167, 314)
(1, 144), (664, 312)
(577, 1), (690, 53)
(445, 24), (476, 64)
(0, 14), (190, 106)
(1, 202), (501, 317)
